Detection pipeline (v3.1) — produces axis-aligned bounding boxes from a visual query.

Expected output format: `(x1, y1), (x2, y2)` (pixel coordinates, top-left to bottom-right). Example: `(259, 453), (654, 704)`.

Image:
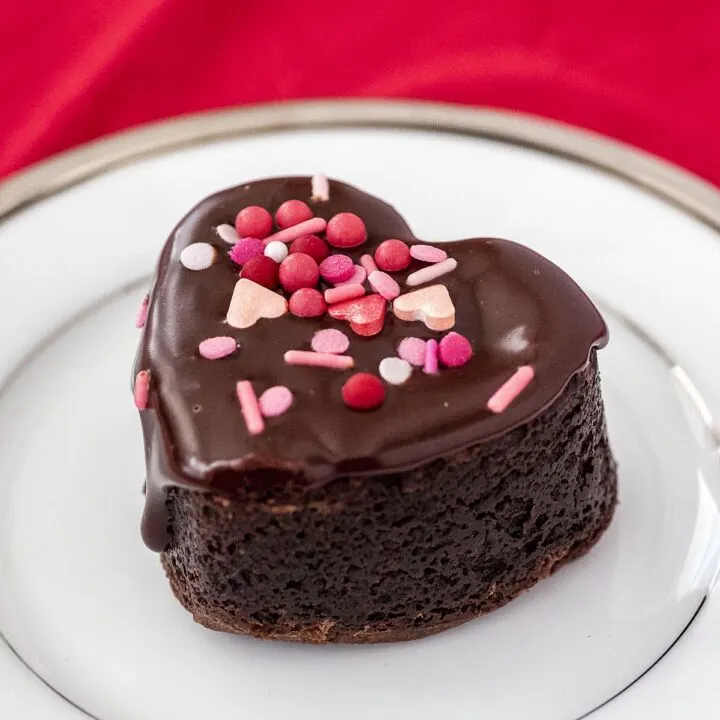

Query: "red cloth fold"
(1, 0), (718, 184)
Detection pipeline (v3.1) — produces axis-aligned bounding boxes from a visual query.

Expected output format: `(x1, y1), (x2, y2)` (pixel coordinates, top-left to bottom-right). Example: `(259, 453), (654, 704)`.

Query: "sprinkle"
(342, 373), (386, 410)
(134, 370), (150, 410)
(288, 288), (326, 317)
(368, 270), (400, 300)
(438, 332), (473, 368)
(311, 174), (330, 202)
(392, 284), (455, 331)
(406, 258), (458, 287)
(487, 366), (535, 414)
(180, 242), (216, 271)
(279, 253), (320, 292)
(424, 339), (439, 374)
(397, 337), (427, 366)
(326, 213), (367, 248)
(375, 239), (411, 272)
(410, 245), (448, 263)
(198, 336), (237, 360)
(328, 293), (387, 337)
(264, 240), (289, 264)
(230, 237), (265, 266)
(335, 264), (367, 287)
(289, 234), (329, 262)
(284, 350), (354, 369)
(275, 200), (313, 229)
(311, 328), (350, 354)
(236, 381), (265, 435)
(135, 295), (148, 328)
(235, 206), (272, 240)
(360, 254), (378, 275)
(226, 278), (288, 329)
(324, 283), (365, 305)
(319, 254), (354, 283)
(264, 217), (327, 245)
(259, 386), (294, 417)
(240, 255), (279, 288)
(216, 224), (240, 244)
(379, 357), (412, 385)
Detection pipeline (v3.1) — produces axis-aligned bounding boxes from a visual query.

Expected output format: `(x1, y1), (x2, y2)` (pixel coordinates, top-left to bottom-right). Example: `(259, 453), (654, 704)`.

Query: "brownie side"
(161, 354), (617, 643)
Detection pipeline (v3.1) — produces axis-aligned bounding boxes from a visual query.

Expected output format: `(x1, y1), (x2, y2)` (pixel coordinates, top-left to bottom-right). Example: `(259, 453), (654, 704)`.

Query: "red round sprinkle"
(235, 206), (272, 239)
(374, 239), (411, 272)
(342, 373), (386, 411)
(319, 254), (354, 283)
(240, 255), (279, 288)
(229, 237), (264, 266)
(288, 288), (327, 318)
(275, 200), (314, 229)
(438, 332), (474, 368)
(278, 252), (320, 293)
(289, 234), (330, 263)
(326, 212), (367, 248)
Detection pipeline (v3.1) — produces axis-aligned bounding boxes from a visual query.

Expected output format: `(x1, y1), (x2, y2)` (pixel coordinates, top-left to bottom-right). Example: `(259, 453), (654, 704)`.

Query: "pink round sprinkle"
(198, 336), (237, 360)
(259, 386), (294, 417)
(410, 244), (448, 263)
(326, 212), (367, 248)
(275, 200), (313, 229)
(289, 288), (326, 318)
(368, 270), (400, 300)
(335, 264), (367, 287)
(319, 254), (354, 283)
(135, 295), (148, 328)
(311, 328), (350, 354)
(229, 237), (264, 266)
(279, 253), (320, 293)
(424, 338), (439, 375)
(397, 337), (427, 367)
(235, 206), (273, 240)
(134, 370), (150, 410)
(438, 332), (473, 368)
(360, 254), (378, 275)
(375, 239), (411, 272)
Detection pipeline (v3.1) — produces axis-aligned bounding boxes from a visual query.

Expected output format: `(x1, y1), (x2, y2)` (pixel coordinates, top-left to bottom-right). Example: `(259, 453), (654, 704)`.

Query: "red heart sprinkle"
(279, 253), (320, 293)
(235, 206), (272, 239)
(342, 372), (386, 411)
(327, 293), (387, 336)
(374, 239), (411, 272)
(275, 200), (313, 229)
(240, 255), (279, 288)
(290, 234), (330, 262)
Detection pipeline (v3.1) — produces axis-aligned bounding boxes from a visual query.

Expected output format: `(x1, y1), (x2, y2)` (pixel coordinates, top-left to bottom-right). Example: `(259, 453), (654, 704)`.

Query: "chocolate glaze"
(135, 177), (607, 551)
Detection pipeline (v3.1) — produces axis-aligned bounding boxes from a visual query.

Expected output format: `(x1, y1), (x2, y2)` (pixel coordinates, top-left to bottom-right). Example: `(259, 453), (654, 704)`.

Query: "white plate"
(1, 103), (720, 719)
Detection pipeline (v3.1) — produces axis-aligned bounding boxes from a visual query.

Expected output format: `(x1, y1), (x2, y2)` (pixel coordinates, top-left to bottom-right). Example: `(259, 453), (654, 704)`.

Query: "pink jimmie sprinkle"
(284, 350), (354, 369)
(406, 258), (458, 287)
(325, 283), (365, 305)
(198, 336), (237, 360)
(487, 366), (535, 414)
(423, 339), (439, 374)
(259, 386), (294, 417)
(311, 174), (330, 202)
(236, 380), (265, 435)
(264, 217), (327, 245)
(335, 264), (367, 287)
(134, 370), (150, 410)
(311, 328), (350, 354)
(368, 270), (400, 300)
(360, 254), (378, 275)
(397, 337), (427, 367)
(410, 245), (448, 263)
(135, 295), (148, 328)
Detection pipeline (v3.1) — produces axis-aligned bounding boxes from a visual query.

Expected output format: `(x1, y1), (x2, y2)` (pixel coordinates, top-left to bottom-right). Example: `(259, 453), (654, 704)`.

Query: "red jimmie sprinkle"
(290, 234), (330, 262)
(288, 288), (327, 317)
(374, 239), (411, 272)
(319, 254), (354, 283)
(326, 212), (367, 248)
(240, 255), (279, 288)
(279, 252), (320, 293)
(235, 206), (273, 239)
(342, 372), (386, 411)
(275, 200), (313, 229)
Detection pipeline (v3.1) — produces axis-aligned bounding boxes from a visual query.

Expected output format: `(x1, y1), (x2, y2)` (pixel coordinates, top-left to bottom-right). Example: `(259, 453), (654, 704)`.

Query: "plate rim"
(1, 99), (719, 229)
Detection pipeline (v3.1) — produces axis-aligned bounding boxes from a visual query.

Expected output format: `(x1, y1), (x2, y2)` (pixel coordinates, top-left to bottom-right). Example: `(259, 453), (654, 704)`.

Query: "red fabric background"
(1, 0), (718, 184)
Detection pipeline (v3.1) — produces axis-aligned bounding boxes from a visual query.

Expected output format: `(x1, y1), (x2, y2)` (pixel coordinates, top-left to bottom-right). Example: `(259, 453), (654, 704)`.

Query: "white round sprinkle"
(216, 224), (239, 244)
(264, 240), (289, 264)
(379, 357), (413, 386)
(180, 242), (216, 271)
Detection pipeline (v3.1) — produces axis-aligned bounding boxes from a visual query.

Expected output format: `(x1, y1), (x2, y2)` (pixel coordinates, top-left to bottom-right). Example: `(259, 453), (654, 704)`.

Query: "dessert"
(133, 176), (617, 643)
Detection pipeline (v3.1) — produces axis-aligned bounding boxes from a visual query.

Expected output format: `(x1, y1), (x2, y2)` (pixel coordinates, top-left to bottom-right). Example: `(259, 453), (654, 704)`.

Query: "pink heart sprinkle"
(335, 264), (367, 287)
(438, 332), (473, 368)
(311, 328), (350, 354)
(410, 245), (448, 263)
(198, 336), (237, 360)
(259, 386), (294, 417)
(397, 337), (427, 367)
